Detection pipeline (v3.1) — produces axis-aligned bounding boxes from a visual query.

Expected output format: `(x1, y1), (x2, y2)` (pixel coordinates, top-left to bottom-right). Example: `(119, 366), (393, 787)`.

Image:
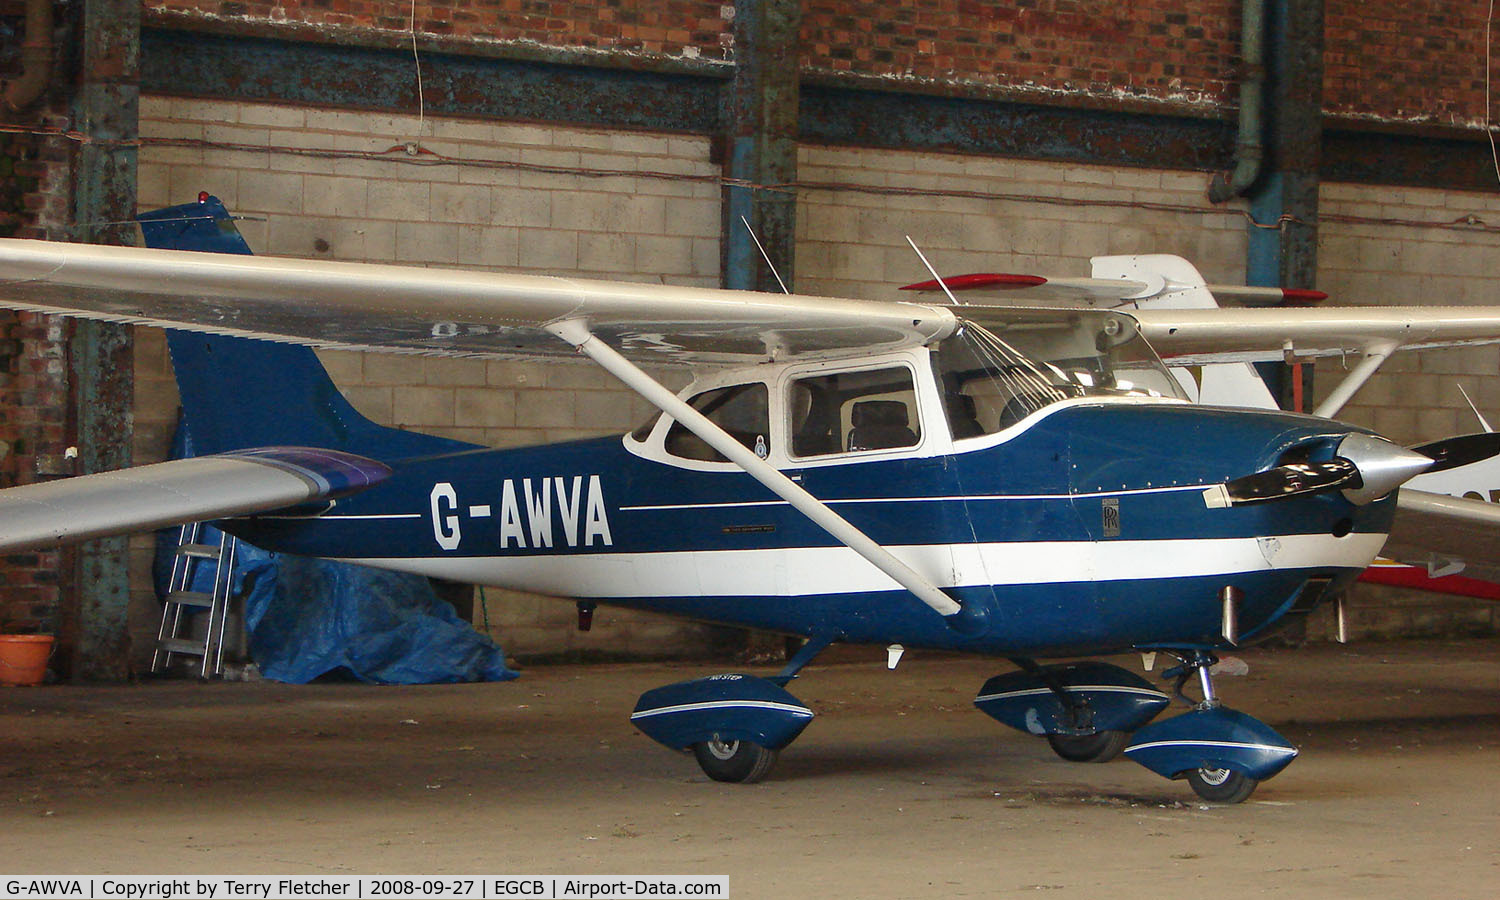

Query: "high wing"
(901, 272), (1324, 307)
(0, 448), (392, 551)
(1130, 307), (1500, 366)
(901, 254), (1500, 367)
(1382, 489), (1500, 585)
(0, 239), (954, 365)
(12, 239), (1500, 370)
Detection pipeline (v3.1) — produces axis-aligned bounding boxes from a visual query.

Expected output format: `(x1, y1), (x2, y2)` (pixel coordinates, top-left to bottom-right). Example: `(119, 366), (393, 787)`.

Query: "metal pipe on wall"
(3, 0), (55, 112)
(1209, 0), (1266, 202)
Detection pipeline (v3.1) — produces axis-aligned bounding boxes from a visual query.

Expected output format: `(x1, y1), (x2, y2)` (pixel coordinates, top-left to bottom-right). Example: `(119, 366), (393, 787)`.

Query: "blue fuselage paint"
(222, 400), (1388, 659)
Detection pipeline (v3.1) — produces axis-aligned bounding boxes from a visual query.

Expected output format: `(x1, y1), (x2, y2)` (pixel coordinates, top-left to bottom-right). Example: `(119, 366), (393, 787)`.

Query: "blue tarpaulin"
(155, 526), (515, 684)
(234, 542), (516, 684)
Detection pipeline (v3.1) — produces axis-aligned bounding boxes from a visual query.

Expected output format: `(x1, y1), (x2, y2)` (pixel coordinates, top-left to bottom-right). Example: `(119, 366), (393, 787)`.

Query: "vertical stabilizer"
(138, 195), (478, 460)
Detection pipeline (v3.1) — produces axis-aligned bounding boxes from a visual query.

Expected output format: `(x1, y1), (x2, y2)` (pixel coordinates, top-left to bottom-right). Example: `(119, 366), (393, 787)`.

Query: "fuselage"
(226, 396), (1393, 658)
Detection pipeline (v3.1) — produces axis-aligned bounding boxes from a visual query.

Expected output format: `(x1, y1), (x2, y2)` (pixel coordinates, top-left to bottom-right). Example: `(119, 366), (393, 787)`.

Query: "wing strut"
(545, 318), (976, 626)
(1312, 340), (1400, 419)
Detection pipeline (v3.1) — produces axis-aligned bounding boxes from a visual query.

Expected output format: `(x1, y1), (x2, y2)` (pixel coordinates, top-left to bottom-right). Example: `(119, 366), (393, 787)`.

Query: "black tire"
(692, 739), (779, 783)
(1046, 730), (1130, 763)
(1186, 766), (1259, 804)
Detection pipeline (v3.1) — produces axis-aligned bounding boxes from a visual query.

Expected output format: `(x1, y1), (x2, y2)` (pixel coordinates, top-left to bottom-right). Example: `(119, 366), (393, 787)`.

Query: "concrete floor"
(1, 638), (1496, 898)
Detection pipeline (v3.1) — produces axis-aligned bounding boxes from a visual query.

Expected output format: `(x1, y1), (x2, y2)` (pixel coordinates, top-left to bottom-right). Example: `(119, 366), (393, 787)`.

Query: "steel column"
(722, 0), (801, 293)
(1247, 0), (1323, 410)
(68, 0), (138, 681)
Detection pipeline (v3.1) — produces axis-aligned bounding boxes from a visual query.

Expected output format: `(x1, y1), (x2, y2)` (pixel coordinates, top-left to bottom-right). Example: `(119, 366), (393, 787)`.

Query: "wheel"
(1046, 730), (1130, 763)
(692, 738), (779, 783)
(1186, 766), (1259, 804)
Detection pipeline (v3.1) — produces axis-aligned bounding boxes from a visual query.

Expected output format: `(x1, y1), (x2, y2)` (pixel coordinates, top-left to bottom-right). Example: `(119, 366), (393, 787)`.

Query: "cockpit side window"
(931, 327), (1067, 436)
(931, 317), (1186, 438)
(664, 382), (770, 462)
(789, 367), (921, 457)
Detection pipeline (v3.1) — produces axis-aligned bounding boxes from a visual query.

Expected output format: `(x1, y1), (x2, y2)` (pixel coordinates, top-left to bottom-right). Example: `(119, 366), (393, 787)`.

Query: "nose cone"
(1336, 433), (1434, 505)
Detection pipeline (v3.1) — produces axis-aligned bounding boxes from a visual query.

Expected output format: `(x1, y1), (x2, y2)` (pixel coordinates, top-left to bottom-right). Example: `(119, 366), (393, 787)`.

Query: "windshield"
(931, 313), (1184, 437)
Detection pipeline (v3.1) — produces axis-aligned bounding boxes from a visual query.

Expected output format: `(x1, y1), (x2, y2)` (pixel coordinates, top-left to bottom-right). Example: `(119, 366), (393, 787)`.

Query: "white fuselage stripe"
(619, 483), (1213, 513)
(338, 532), (1385, 600)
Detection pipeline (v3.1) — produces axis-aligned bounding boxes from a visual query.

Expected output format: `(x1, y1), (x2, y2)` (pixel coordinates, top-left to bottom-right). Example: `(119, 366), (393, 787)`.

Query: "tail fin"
(138, 195), (478, 460)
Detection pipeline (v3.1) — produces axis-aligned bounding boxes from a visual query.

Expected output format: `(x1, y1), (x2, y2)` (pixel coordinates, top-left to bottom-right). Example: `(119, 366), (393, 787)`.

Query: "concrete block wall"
(794, 144), (1250, 300)
(1316, 181), (1500, 445)
(133, 96), (711, 661)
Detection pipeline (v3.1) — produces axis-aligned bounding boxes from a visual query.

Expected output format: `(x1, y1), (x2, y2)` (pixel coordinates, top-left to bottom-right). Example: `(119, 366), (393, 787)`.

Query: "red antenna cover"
(900, 273), (1048, 292)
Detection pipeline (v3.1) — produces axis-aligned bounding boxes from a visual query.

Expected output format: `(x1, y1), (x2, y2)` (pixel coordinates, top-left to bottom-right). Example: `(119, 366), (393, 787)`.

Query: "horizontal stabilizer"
(0, 447), (391, 551)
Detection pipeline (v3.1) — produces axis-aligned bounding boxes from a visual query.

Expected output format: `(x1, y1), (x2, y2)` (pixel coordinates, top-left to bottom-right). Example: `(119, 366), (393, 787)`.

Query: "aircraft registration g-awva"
(3, 198), (1500, 803)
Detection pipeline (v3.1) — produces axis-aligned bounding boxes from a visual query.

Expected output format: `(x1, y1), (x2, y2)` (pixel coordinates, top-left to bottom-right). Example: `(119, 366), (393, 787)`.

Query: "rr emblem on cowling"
(1102, 497), (1121, 537)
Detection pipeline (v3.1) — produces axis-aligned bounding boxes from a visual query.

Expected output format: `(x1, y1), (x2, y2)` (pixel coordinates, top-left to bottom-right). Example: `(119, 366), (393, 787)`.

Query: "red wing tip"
(1280, 288), (1328, 303)
(899, 273), (1049, 292)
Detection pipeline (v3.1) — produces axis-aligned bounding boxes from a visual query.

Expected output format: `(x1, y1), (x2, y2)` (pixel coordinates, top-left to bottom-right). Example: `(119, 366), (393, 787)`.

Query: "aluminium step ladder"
(151, 522), (240, 678)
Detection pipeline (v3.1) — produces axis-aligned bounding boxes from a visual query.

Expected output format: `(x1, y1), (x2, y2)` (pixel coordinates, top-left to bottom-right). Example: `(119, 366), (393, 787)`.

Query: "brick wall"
(144, 0), (734, 60)
(800, 0), (1239, 105)
(1323, 0), (1493, 125)
(135, 96), (713, 660)
(0, 114), (73, 636)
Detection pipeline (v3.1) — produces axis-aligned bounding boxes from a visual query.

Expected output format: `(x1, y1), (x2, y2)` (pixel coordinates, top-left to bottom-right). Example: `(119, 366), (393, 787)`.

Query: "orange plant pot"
(0, 634), (54, 686)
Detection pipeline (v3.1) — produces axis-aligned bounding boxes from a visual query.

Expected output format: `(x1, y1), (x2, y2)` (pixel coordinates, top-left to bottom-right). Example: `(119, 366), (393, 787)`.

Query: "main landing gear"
(1046, 730), (1131, 764)
(629, 636), (829, 784)
(976, 652), (1300, 804)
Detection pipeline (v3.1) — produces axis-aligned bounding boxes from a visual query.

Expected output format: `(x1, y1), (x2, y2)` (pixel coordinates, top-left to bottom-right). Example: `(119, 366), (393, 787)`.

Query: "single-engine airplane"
(2, 197), (1499, 804)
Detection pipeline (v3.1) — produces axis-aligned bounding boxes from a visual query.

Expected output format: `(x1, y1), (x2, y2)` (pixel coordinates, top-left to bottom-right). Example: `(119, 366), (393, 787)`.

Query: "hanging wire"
(410, 0), (427, 142)
(1488, 0), (1500, 185)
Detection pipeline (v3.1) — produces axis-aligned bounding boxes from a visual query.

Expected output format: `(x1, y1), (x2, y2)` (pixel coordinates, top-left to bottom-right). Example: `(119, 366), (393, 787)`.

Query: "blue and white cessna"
(0, 198), (1494, 803)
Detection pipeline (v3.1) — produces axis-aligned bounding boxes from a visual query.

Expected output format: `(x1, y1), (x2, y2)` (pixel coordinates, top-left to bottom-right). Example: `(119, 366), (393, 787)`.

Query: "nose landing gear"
(1123, 650), (1299, 804)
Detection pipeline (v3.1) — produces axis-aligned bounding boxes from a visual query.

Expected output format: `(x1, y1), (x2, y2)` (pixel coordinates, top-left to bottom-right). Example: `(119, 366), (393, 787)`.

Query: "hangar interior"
(2, 0), (1499, 680)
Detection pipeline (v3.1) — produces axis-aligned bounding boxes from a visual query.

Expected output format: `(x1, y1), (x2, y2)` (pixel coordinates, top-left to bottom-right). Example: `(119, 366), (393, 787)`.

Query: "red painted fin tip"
(899, 273), (1049, 292)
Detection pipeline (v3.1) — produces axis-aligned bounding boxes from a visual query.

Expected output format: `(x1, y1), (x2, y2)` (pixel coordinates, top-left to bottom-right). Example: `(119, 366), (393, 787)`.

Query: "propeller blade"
(1410, 433), (1500, 474)
(1223, 459), (1361, 505)
(1214, 434), (1434, 508)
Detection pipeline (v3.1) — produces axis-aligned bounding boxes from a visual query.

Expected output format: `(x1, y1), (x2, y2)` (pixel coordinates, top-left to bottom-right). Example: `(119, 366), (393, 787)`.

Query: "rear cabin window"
(664, 383), (770, 462)
(789, 367), (921, 458)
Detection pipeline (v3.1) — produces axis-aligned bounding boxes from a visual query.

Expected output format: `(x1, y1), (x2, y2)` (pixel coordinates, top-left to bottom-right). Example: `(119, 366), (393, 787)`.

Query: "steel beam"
(140, 29), (723, 136)
(1322, 122), (1500, 193)
(721, 0), (801, 293)
(69, 0), (139, 681)
(800, 82), (1235, 172)
(1246, 0), (1323, 411)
